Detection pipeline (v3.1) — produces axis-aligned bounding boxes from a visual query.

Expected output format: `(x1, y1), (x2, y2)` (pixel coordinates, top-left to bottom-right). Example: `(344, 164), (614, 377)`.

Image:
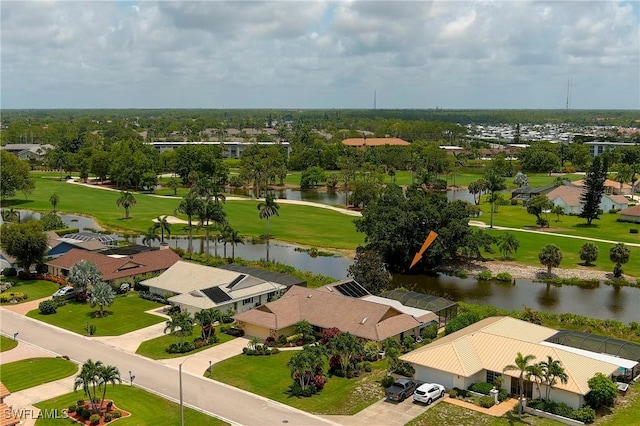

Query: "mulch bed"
(68, 400), (131, 426)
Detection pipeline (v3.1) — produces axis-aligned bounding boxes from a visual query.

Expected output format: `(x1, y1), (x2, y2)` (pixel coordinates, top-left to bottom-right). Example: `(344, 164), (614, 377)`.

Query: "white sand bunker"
(152, 215), (189, 225)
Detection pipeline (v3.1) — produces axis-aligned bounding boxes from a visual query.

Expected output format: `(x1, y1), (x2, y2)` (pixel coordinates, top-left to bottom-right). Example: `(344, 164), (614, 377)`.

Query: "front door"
(510, 378), (533, 398)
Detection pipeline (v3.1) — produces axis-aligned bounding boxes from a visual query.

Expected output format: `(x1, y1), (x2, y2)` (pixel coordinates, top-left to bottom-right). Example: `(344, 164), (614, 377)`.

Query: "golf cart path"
(469, 220), (640, 247)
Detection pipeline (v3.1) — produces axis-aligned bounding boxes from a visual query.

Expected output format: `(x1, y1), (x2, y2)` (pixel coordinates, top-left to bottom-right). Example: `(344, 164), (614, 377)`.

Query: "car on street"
(52, 286), (78, 299)
(385, 378), (417, 402)
(413, 383), (445, 405)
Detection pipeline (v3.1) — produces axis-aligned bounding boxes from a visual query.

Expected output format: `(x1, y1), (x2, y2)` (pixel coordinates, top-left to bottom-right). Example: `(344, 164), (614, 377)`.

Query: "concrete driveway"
(324, 394), (443, 426)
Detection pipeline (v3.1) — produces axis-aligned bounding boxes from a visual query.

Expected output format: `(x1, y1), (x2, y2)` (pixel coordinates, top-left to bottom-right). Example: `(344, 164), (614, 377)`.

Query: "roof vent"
(327, 287), (333, 292)
(360, 317), (368, 325)
(307, 294), (313, 298)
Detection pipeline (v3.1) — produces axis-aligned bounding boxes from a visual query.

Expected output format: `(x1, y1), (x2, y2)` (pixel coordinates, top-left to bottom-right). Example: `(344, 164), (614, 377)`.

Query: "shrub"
(90, 414), (100, 425)
(0, 282), (12, 292)
(81, 408), (91, 420)
(421, 323), (438, 340)
(571, 406), (596, 424)
(449, 389), (458, 398)
(39, 299), (57, 315)
(477, 270), (493, 281)
(104, 413), (113, 422)
(363, 341), (380, 362)
(381, 375), (395, 388)
(495, 272), (513, 282)
(454, 269), (468, 279)
(510, 199), (518, 205)
(138, 291), (169, 304)
(452, 387), (469, 398)
(225, 327), (244, 337)
(312, 374), (327, 390)
(391, 360), (415, 377)
(498, 389), (508, 402)
(167, 341), (195, 353)
(76, 399), (84, 406)
(2, 267), (17, 277)
(585, 373), (617, 409)
(67, 405), (76, 413)
(106, 401), (113, 409)
(630, 228), (639, 234)
(85, 323), (97, 336)
(445, 312), (482, 335)
(0, 291), (27, 302)
(468, 382), (494, 395)
(111, 411), (122, 419)
(479, 396), (495, 408)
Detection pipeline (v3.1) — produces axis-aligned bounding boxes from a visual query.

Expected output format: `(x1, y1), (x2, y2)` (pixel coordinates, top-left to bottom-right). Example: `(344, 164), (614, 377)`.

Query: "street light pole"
(179, 354), (195, 426)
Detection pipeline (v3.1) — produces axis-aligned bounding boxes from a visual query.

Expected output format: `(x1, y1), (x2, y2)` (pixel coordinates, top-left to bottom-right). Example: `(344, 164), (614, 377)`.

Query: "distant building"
(584, 141), (638, 157)
(146, 141), (290, 159)
(342, 137), (410, 148)
(0, 143), (54, 160)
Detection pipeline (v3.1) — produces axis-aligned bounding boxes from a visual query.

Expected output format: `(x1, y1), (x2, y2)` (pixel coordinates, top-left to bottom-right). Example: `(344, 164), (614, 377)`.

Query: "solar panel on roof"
(334, 280), (370, 298)
(201, 286), (232, 304)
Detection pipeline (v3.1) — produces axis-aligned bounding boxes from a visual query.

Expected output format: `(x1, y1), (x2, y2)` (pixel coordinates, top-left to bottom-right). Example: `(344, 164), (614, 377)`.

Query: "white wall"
(413, 366), (455, 389)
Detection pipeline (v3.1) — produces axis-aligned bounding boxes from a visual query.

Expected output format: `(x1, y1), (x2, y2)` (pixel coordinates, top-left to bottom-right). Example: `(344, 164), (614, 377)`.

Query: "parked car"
(413, 383), (445, 405)
(385, 378), (417, 402)
(52, 286), (78, 299)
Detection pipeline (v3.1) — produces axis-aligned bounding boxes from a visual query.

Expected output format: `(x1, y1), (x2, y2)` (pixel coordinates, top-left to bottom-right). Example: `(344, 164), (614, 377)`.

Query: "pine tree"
(579, 156), (607, 225)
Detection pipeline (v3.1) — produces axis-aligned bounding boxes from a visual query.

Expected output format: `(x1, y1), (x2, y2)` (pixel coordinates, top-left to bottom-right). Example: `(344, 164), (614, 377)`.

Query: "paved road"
(0, 309), (339, 426)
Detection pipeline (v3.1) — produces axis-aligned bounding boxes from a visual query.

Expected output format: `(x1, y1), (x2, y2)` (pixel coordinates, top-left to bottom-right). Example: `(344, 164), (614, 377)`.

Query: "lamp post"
(208, 360), (212, 378)
(179, 354), (196, 426)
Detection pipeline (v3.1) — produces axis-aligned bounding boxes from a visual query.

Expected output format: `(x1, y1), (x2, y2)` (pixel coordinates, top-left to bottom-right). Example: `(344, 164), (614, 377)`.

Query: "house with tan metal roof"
(142, 261), (297, 315)
(401, 316), (637, 409)
(234, 283), (438, 342)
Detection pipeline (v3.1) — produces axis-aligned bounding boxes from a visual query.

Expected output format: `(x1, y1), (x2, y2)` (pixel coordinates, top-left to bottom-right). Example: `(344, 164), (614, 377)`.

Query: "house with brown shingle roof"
(0, 382), (20, 426)
(546, 185), (628, 214)
(342, 138), (410, 148)
(234, 283), (438, 342)
(618, 204), (640, 223)
(45, 248), (180, 285)
(572, 178), (632, 195)
(401, 317), (637, 409)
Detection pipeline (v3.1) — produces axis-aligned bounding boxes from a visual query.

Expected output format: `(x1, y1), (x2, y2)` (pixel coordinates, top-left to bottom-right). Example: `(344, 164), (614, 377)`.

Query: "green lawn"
(136, 327), (235, 359)
(597, 381), (640, 425)
(0, 335), (19, 352)
(406, 401), (561, 426)
(26, 292), (165, 336)
(34, 384), (228, 426)
(7, 175), (363, 250)
(0, 279), (59, 305)
(208, 351), (387, 415)
(0, 357), (77, 392)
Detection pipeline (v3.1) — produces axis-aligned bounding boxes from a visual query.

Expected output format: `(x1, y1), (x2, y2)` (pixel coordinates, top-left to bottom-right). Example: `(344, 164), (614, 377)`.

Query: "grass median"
(0, 335), (19, 352)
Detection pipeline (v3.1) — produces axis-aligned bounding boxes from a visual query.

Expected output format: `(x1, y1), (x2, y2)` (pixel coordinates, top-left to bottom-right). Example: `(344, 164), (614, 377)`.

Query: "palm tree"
(257, 194), (280, 262)
(49, 193), (60, 213)
(167, 177), (180, 196)
(153, 215), (172, 244)
(223, 226), (244, 261)
(175, 192), (203, 258)
(164, 311), (194, 347)
(538, 244), (563, 275)
(539, 356), (568, 402)
(194, 309), (220, 340)
(503, 352), (536, 416)
(450, 152), (466, 187)
(485, 171), (506, 228)
(98, 364), (121, 410)
(141, 226), (160, 247)
(609, 242), (630, 277)
(74, 359), (103, 413)
(497, 233), (519, 260)
(68, 260), (102, 298)
(579, 242), (599, 266)
(551, 205), (565, 222)
(1, 208), (20, 223)
(199, 199), (226, 260)
(525, 363), (545, 400)
(90, 281), (116, 317)
(116, 191), (137, 219)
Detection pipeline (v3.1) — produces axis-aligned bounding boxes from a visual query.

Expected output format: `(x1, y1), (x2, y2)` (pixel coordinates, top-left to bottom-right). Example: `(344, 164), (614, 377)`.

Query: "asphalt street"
(0, 309), (339, 426)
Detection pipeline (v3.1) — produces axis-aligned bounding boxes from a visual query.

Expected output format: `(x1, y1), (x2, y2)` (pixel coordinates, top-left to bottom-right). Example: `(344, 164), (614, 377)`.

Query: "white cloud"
(1, 0), (637, 109)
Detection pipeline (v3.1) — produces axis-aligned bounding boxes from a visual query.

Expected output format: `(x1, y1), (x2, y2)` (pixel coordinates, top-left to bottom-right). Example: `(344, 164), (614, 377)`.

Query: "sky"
(1, 0), (639, 110)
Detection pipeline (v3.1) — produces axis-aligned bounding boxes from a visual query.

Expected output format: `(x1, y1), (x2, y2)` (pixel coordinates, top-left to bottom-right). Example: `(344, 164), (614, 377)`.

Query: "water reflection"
(537, 284), (560, 309)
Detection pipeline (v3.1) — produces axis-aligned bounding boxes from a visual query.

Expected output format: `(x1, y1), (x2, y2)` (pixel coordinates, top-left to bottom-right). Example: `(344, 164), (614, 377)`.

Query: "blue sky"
(2, 1), (638, 109)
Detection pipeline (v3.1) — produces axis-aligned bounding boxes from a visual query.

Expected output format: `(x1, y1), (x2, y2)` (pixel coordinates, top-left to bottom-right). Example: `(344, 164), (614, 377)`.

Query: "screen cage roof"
(546, 330), (640, 363)
(380, 289), (457, 314)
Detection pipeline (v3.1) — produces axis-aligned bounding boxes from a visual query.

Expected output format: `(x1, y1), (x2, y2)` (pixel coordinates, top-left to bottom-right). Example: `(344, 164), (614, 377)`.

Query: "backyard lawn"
(0, 357), (77, 392)
(208, 351), (387, 415)
(136, 327), (235, 359)
(0, 335), (18, 352)
(34, 384), (228, 426)
(0, 279), (59, 305)
(26, 292), (165, 336)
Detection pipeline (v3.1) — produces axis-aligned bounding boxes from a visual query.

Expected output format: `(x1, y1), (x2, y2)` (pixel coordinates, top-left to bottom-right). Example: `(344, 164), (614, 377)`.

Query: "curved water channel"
(13, 204), (640, 323)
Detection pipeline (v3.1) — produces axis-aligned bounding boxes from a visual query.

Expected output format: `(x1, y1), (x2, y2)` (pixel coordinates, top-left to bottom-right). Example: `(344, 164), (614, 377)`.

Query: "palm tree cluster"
(74, 359), (121, 413)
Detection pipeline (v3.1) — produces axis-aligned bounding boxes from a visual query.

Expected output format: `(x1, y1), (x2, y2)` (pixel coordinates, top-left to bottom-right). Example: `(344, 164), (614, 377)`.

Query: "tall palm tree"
(199, 199), (226, 260)
(98, 364), (121, 410)
(451, 152), (466, 187)
(222, 226), (244, 261)
(525, 363), (544, 400)
(194, 309), (220, 340)
(175, 192), (203, 258)
(74, 359), (103, 413)
(116, 191), (137, 219)
(90, 281), (116, 317)
(153, 215), (172, 244)
(164, 311), (194, 346)
(497, 233), (519, 260)
(485, 171), (506, 229)
(49, 193), (60, 213)
(503, 352), (536, 416)
(68, 259), (102, 299)
(539, 356), (568, 402)
(257, 194), (280, 262)
(141, 226), (160, 247)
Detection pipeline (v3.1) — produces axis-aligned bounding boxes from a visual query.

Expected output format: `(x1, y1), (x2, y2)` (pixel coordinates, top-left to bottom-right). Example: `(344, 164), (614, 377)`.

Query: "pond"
(4, 211), (105, 232)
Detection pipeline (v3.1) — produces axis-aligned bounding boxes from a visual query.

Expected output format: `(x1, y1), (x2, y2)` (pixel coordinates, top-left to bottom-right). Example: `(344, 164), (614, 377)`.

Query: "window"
(242, 297), (254, 305)
(486, 370), (502, 385)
